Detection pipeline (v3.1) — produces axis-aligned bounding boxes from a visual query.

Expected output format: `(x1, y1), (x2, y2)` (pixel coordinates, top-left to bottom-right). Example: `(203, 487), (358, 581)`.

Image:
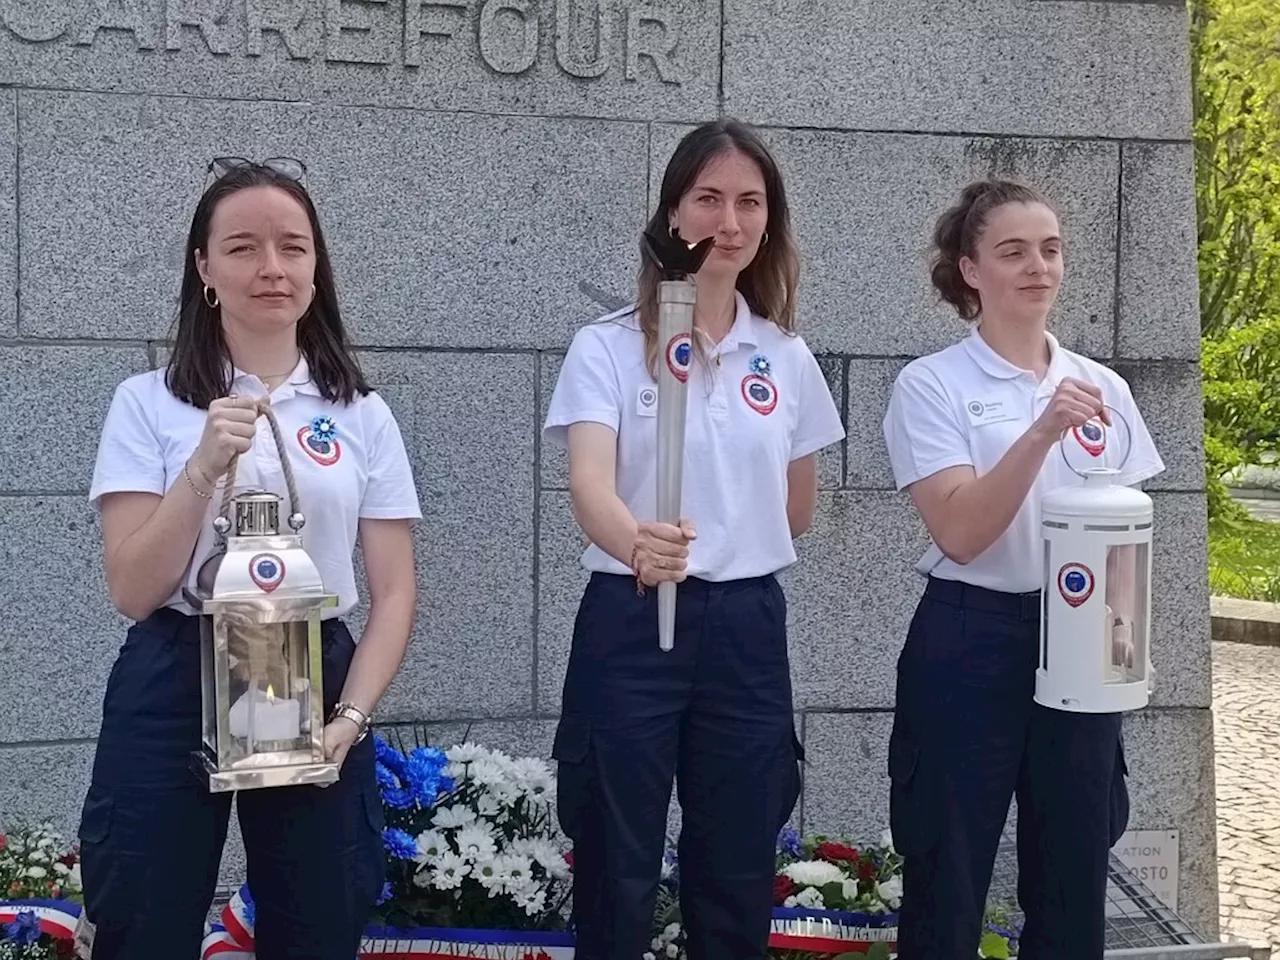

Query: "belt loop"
(1023, 592), (1041, 622)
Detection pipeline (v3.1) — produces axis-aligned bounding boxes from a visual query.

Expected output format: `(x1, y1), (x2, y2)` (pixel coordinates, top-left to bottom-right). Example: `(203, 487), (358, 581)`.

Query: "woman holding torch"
(543, 119), (844, 960)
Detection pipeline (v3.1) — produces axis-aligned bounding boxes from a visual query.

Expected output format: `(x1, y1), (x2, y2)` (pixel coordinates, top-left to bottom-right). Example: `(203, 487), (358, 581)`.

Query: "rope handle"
(216, 399), (304, 535)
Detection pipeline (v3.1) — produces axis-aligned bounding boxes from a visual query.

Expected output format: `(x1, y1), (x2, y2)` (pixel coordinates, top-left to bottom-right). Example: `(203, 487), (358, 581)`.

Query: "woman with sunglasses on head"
(543, 119), (844, 960)
(76, 157), (420, 959)
(881, 180), (1165, 959)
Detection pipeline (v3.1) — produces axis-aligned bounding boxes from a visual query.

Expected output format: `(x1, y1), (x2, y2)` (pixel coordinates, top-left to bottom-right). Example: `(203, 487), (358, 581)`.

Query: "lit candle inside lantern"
(229, 684), (301, 742)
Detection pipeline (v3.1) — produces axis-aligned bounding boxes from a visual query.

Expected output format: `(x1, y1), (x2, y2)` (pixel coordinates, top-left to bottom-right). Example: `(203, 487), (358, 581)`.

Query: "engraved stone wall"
(0, 0), (1213, 933)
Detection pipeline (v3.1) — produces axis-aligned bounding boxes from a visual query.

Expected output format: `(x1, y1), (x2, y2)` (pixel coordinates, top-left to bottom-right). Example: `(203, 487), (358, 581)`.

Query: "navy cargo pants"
(553, 572), (803, 960)
(77, 607), (385, 960)
(889, 577), (1130, 959)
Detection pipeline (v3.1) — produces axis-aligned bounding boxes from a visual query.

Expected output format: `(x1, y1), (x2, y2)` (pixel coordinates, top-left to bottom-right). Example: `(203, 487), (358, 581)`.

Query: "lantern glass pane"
(1042, 541), (1052, 672)
(1104, 542), (1149, 685)
(201, 624), (216, 753)
(226, 622), (308, 756)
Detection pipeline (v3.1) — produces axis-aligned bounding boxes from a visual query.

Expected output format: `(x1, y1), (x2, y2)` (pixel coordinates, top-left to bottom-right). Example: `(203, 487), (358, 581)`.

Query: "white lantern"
(1037, 422), (1153, 714)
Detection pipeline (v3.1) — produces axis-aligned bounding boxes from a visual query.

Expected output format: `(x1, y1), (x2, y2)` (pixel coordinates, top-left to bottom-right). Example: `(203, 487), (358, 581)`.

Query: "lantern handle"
(217, 401), (305, 535)
(1058, 403), (1133, 479)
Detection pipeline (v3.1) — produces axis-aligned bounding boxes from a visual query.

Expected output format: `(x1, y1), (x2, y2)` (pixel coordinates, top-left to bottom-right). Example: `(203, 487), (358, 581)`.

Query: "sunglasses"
(206, 156), (307, 183)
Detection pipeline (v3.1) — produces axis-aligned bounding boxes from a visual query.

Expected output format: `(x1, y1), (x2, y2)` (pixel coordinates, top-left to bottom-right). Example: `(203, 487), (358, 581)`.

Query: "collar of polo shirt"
(222, 356), (322, 399)
(964, 326), (1072, 387)
(618, 290), (767, 355)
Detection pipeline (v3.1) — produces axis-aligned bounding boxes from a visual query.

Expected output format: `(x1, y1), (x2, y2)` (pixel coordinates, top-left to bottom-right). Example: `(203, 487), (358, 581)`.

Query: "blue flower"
(777, 826), (802, 857)
(375, 737), (408, 778)
(382, 826), (417, 860)
(310, 415), (337, 443)
(375, 880), (394, 906)
(383, 787), (414, 810)
(749, 353), (772, 378)
(3, 910), (41, 946)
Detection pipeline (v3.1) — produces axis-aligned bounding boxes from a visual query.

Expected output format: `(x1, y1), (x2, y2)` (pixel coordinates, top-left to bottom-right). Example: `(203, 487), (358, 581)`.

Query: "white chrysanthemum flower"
(663, 923), (681, 940)
(432, 804), (477, 830)
(786, 886), (825, 909)
(644, 954), (656, 960)
(510, 837), (568, 879)
(514, 884), (547, 916)
(442, 761), (470, 782)
(782, 860), (846, 889)
(446, 743), (488, 764)
(456, 824), (498, 863)
(25, 866), (47, 879)
(666, 945), (678, 959)
(651, 939), (663, 951)
(496, 853), (535, 893)
(414, 829), (447, 864)
(429, 852), (470, 890)
(475, 792), (501, 819)
(877, 875), (903, 908)
(473, 857), (506, 894)
(469, 757), (511, 785)
(53, 862), (70, 877)
(510, 757), (555, 801)
(778, 860), (849, 890)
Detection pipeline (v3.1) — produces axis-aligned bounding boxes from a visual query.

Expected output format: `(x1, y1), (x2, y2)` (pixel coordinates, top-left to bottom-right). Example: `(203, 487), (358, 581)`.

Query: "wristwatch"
(328, 701), (371, 743)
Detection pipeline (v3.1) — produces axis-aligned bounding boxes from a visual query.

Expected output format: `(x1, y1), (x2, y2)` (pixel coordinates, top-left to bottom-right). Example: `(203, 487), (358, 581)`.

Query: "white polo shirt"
(89, 359), (422, 619)
(883, 327), (1165, 594)
(544, 292), (845, 582)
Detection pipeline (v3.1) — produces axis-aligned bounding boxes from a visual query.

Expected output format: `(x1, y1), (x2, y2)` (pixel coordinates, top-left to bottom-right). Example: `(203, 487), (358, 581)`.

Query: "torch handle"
(656, 281), (695, 653)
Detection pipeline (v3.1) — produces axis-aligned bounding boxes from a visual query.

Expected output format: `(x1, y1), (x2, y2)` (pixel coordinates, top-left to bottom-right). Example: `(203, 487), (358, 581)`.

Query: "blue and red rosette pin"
(309, 415), (337, 443)
(749, 354), (772, 379)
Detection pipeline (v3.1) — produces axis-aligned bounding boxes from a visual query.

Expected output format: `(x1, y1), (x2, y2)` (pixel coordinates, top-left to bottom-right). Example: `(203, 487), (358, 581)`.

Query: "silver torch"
(641, 225), (715, 651)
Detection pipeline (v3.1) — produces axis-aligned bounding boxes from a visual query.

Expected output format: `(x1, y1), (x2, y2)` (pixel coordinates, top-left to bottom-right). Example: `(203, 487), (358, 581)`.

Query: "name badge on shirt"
(636, 384), (658, 418)
(964, 396), (1019, 428)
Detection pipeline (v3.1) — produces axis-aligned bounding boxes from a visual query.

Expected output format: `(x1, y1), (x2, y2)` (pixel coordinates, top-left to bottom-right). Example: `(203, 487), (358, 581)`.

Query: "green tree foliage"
(1192, 0), (1280, 517)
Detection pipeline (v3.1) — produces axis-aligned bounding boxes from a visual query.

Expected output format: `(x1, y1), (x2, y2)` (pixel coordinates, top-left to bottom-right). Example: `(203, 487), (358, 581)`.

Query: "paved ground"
(1215, 638), (1280, 955)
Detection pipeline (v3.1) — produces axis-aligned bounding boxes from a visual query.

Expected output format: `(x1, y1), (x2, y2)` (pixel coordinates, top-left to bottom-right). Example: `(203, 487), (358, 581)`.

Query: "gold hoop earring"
(203, 284), (219, 308)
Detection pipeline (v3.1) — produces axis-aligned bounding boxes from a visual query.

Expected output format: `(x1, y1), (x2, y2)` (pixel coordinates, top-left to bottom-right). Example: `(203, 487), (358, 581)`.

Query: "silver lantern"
(183, 405), (339, 792)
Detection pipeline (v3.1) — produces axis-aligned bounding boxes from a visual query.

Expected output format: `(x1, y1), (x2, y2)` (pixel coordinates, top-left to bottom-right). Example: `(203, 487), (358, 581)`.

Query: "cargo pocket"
(551, 716), (593, 841)
(77, 786), (129, 931)
(888, 727), (939, 859)
(1109, 734), (1131, 847)
(359, 776), (388, 908)
(780, 726), (806, 830)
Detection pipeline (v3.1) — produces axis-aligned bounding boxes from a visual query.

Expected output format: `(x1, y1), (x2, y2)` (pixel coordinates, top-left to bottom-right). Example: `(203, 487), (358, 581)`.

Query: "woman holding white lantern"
(77, 158), (421, 959)
(881, 179), (1165, 959)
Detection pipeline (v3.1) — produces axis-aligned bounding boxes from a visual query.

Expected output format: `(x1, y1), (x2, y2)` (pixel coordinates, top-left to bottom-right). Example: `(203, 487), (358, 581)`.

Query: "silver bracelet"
(328, 701), (371, 743)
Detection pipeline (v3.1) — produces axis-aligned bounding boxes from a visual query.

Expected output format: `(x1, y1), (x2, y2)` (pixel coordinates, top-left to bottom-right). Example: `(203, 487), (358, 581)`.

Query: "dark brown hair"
(166, 164), (369, 409)
(930, 179), (1056, 321)
(636, 119), (800, 377)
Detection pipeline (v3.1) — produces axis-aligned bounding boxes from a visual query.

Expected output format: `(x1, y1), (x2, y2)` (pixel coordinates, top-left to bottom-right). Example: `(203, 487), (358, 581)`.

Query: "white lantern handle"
(1058, 403), (1134, 479)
